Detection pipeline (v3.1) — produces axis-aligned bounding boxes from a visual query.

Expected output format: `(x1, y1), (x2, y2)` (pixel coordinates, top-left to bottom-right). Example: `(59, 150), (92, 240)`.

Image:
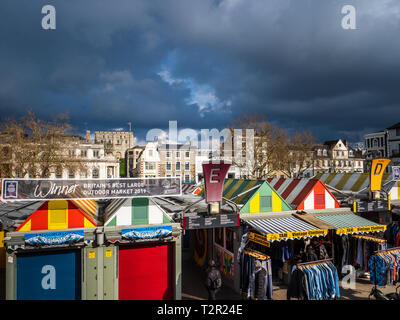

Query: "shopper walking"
(205, 259), (222, 300)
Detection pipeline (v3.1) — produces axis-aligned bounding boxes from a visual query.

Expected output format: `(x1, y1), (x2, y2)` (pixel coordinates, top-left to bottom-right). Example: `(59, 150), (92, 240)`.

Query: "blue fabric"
(298, 263), (340, 300)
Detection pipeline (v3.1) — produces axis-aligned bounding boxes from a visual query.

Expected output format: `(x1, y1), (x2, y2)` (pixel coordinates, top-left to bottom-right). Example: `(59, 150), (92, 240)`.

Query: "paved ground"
(181, 250), (400, 300)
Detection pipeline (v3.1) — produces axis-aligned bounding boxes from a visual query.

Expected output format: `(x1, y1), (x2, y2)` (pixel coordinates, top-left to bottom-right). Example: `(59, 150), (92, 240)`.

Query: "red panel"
(281, 179), (301, 200)
(273, 178), (286, 191)
(119, 243), (174, 300)
(267, 178), (273, 183)
(30, 202), (49, 230)
(313, 181), (326, 209)
(292, 179), (318, 208)
(68, 208), (84, 228)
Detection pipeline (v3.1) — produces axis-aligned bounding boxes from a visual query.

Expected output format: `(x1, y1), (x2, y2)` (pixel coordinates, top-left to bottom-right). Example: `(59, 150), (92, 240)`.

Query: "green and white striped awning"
(311, 211), (386, 235)
(244, 215), (328, 242)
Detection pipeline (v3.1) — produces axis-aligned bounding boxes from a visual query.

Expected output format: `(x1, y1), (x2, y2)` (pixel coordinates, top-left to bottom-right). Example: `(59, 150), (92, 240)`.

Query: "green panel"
(163, 213), (172, 223)
(260, 195), (272, 210)
(240, 201), (250, 213)
(132, 198), (149, 225)
(314, 172), (323, 179)
(85, 247), (98, 300)
(103, 247), (115, 300)
(325, 173), (337, 185)
(222, 179), (238, 198)
(107, 216), (117, 227)
(255, 181), (292, 211)
(351, 174), (369, 192)
(119, 158), (126, 177)
(238, 180), (264, 205)
(335, 173), (353, 190)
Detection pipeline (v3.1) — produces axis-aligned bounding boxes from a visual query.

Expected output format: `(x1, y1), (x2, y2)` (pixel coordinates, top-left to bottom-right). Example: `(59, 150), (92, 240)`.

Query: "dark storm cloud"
(0, 0), (399, 143)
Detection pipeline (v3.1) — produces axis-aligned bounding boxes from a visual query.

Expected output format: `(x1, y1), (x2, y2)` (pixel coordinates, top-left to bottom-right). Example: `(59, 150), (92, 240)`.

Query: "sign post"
(202, 162), (231, 215)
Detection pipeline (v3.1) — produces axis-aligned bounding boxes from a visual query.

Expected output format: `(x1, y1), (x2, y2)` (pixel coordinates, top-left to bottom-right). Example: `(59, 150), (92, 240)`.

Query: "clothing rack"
(297, 258), (333, 268)
(351, 234), (386, 243)
(371, 246), (400, 290)
(374, 246), (400, 254)
(243, 248), (270, 261)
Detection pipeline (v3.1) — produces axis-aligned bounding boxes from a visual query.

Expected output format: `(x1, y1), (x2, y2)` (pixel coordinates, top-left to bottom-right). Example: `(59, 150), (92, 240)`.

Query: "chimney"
(344, 139), (348, 148)
(86, 130), (91, 142)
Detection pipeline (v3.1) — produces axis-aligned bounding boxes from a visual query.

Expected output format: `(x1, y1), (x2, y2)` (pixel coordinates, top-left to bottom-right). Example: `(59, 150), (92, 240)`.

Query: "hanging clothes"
(287, 262), (340, 300)
(240, 251), (273, 300)
(369, 250), (400, 287)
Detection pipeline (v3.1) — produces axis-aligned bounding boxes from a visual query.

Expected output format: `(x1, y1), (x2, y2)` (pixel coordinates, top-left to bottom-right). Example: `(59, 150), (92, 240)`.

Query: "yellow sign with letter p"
(370, 158), (391, 191)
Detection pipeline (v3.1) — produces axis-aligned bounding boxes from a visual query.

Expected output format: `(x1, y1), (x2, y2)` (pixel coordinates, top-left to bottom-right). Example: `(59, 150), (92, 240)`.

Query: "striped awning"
(311, 211), (386, 235)
(245, 216), (328, 242)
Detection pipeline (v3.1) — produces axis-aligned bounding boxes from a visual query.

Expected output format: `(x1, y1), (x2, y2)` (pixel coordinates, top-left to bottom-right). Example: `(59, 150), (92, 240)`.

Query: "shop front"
(300, 209), (388, 277)
(4, 227), (96, 300)
(103, 223), (182, 300)
(239, 212), (331, 299)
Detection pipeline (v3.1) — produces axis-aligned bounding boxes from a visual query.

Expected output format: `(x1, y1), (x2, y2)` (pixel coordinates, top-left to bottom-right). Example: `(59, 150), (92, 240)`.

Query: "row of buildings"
(2, 121), (399, 181)
(124, 138), (365, 182)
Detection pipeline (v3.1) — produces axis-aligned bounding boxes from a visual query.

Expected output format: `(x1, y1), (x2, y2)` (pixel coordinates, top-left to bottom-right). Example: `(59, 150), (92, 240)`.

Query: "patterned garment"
(369, 255), (389, 286)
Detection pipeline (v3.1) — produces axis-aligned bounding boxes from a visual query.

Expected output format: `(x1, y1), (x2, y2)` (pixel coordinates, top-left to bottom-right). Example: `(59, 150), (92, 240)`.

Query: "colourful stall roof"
(16, 200), (97, 231)
(181, 183), (202, 195)
(314, 172), (399, 200)
(310, 210), (386, 235)
(267, 178), (341, 210)
(217, 179), (292, 213)
(104, 197), (173, 227)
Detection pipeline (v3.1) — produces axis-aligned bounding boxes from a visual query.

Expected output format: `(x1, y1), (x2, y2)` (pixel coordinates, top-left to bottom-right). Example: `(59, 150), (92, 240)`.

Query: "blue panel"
(17, 250), (81, 300)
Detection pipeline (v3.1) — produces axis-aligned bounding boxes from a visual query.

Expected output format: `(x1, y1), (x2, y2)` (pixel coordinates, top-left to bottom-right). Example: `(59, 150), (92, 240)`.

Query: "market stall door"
(119, 243), (174, 300)
(16, 250), (81, 300)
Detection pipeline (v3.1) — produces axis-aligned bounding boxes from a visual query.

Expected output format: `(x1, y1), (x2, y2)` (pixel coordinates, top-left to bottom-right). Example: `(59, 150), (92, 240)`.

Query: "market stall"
(102, 198), (181, 300)
(4, 227), (97, 300)
(239, 212), (331, 299)
(267, 178), (341, 210)
(304, 209), (387, 276)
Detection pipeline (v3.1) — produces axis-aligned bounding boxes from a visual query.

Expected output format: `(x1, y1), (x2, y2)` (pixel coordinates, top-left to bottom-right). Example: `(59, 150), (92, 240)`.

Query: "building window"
(185, 162), (190, 170)
(55, 167), (62, 179)
(323, 149), (327, 156)
(68, 170), (75, 179)
(185, 151), (190, 158)
(166, 162), (171, 171)
(81, 150), (87, 157)
(176, 162), (181, 170)
(185, 174), (190, 182)
(92, 168), (99, 178)
(176, 174), (181, 178)
(145, 162), (155, 170)
(396, 128), (400, 136)
(93, 150), (100, 158)
(317, 149), (321, 156)
(176, 151), (180, 158)
(80, 170), (87, 178)
(166, 151), (171, 158)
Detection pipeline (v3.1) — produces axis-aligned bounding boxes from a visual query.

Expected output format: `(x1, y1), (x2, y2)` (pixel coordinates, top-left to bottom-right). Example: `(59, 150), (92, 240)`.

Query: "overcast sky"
(1, 0), (399, 145)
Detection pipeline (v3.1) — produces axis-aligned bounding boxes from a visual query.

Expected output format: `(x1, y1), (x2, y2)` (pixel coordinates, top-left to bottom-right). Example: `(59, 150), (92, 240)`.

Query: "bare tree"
(0, 111), (87, 178)
(275, 131), (318, 178)
(224, 114), (288, 179)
